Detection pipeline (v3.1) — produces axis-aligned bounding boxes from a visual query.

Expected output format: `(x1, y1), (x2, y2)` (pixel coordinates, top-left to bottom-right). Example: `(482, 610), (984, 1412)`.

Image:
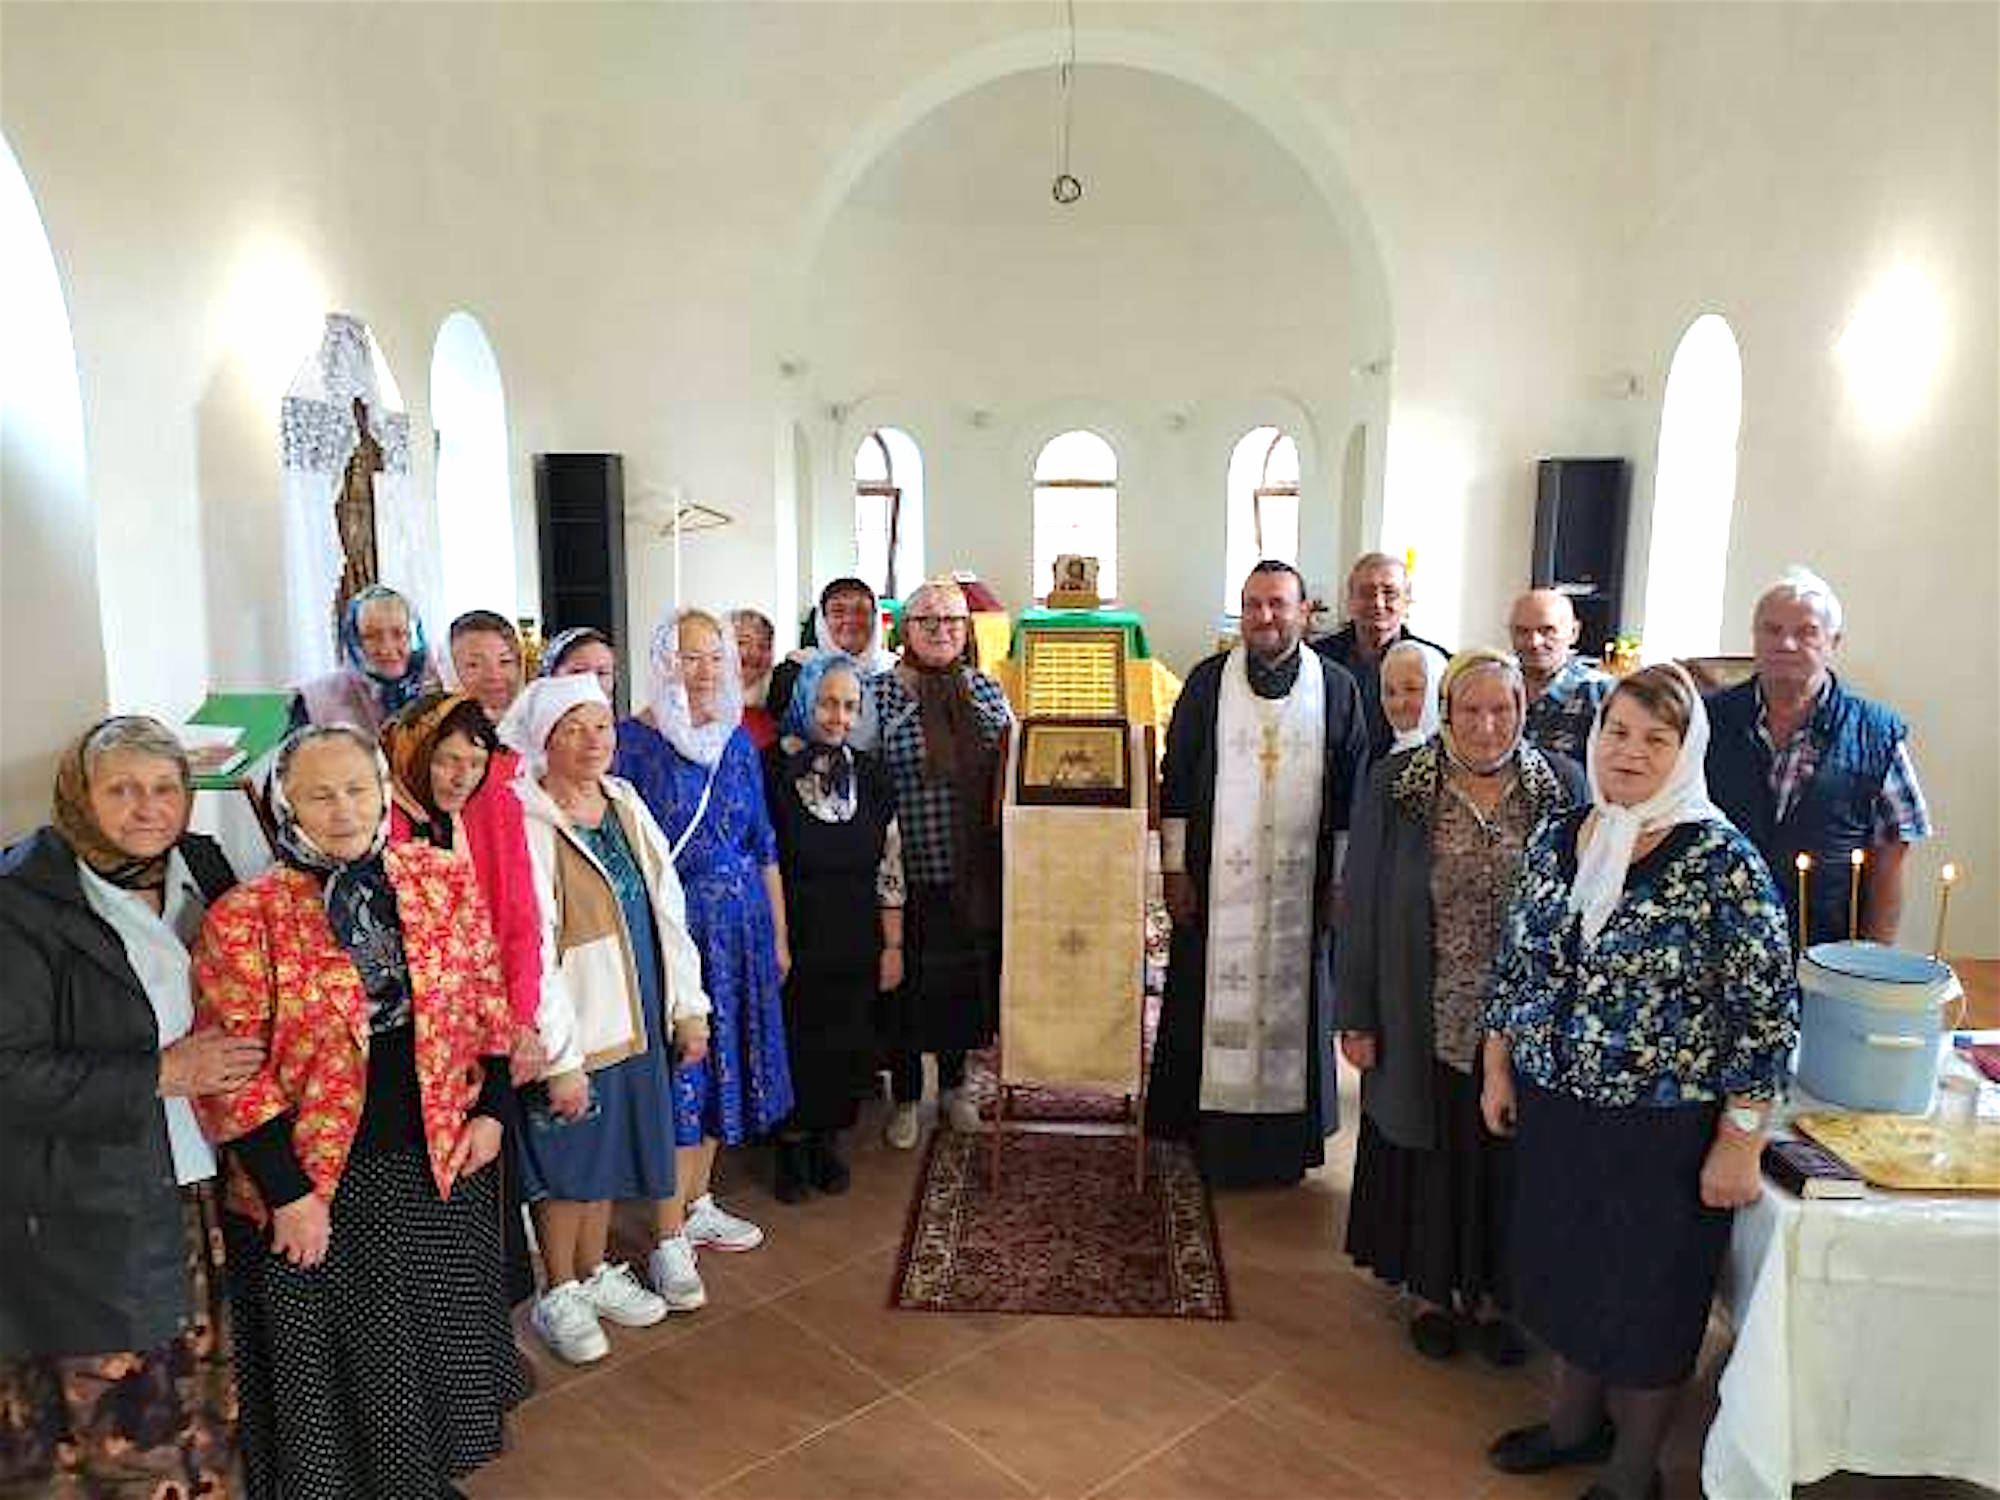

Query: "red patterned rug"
(890, 1129), (1230, 1319)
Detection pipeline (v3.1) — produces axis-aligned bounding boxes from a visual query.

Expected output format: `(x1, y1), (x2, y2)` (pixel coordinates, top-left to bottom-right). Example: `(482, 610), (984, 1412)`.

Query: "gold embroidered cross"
(1259, 723), (1282, 781)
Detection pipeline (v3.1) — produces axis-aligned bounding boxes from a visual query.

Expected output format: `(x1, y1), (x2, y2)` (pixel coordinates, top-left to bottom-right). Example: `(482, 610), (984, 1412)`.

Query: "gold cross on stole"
(1259, 723), (1283, 782)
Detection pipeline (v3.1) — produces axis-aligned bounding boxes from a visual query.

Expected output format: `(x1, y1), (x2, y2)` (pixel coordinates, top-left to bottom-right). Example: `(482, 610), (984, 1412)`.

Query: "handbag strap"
(666, 763), (722, 866)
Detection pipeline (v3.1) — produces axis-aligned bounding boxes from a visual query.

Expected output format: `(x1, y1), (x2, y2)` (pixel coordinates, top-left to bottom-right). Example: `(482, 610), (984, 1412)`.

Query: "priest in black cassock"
(1148, 561), (1371, 1188)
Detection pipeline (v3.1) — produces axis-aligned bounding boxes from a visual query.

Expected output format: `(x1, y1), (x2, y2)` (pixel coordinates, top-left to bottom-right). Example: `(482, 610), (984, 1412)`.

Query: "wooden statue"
(333, 395), (383, 627)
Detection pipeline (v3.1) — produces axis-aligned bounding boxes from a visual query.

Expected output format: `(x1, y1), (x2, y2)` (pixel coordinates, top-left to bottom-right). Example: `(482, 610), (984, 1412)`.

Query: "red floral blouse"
(193, 842), (514, 1222)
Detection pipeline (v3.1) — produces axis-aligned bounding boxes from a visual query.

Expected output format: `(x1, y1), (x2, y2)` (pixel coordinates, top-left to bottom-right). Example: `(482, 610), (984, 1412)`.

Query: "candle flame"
(1942, 863), (1957, 884)
(1850, 849), (1866, 867)
(1795, 853), (1812, 871)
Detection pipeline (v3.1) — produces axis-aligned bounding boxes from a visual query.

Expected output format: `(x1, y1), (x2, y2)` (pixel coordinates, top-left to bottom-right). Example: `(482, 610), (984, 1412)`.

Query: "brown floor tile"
(590, 1304), (891, 1492)
(906, 1317), (1229, 1498)
(509, 1288), (730, 1403)
(771, 1244), (1032, 1389)
(706, 1394), (1034, 1500)
(1089, 1406), (1397, 1499)
(462, 1387), (694, 1499)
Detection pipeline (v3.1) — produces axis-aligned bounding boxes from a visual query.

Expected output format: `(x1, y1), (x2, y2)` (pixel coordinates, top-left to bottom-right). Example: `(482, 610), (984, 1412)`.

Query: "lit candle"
(1848, 848), (1866, 940)
(1932, 862), (1958, 959)
(1794, 853), (1812, 957)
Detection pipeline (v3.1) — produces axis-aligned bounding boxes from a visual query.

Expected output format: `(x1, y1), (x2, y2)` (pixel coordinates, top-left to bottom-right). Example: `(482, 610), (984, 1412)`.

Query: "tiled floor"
(465, 1065), (1994, 1500)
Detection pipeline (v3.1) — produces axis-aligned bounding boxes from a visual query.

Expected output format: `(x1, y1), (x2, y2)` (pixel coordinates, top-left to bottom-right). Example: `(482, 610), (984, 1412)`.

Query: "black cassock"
(1145, 646), (1371, 1188)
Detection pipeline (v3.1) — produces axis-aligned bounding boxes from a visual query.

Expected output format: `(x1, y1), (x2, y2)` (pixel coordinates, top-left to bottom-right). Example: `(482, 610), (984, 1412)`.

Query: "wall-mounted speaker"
(1531, 457), (1630, 657)
(534, 452), (628, 714)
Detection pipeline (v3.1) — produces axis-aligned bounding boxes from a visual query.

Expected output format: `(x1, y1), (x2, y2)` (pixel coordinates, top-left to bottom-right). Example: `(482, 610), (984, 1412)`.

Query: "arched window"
(854, 426), (923, 599)
(1031, 429), (1118, 601)
(429, 311), (516, 622)
(1222, 426), (1300, 611)
(1642, 314), (1742, 659)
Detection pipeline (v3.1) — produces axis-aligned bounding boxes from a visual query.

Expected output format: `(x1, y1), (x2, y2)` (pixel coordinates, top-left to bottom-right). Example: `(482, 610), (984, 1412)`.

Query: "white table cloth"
(1704, 1082), (2000, 1498)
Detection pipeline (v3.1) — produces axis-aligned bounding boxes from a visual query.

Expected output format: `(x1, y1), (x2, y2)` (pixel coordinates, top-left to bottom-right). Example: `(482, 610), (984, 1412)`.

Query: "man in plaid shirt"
(1705, 567), (1932, 948)
(1509, 588), (1611, 765)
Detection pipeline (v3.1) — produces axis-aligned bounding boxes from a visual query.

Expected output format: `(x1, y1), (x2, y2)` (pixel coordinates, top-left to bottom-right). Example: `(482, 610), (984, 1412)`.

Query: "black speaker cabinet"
(1531, 457), (1629, 657)
(534, 452), (628, 713)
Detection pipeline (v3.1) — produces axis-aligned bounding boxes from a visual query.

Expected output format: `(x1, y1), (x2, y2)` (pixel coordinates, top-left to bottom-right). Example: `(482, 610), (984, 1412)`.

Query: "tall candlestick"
(1794, 853), (1812, 957)
(1848, 848), (1866, 940)
(1932, 862), (1958, 958)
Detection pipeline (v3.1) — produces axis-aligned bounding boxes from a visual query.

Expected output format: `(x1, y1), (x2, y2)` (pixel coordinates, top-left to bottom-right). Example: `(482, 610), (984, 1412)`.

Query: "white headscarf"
(496, 674), (609, 778)
(648, 611), (743, 769)
(812, 593), (897, 676)
(1383, 639), (1448, 753)
(1568, 669), (1728, 942)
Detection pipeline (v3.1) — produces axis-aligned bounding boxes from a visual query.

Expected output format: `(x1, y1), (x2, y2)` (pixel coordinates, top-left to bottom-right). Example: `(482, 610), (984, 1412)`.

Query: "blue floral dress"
(616, 719), (792, 1145)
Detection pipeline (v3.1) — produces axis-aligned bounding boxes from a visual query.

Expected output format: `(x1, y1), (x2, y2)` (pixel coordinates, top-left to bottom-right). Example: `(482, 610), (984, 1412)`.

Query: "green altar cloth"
(1008, 607), (1151, 660)
(188, 692), (293, 791)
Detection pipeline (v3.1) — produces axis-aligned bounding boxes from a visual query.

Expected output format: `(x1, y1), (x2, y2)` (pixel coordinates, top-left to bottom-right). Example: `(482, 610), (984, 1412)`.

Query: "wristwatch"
(1723, 1104), (1766, 1135)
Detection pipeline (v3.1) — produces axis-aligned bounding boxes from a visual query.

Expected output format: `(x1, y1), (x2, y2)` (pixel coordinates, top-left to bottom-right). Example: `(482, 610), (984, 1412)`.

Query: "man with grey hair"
(1509, 588), (1611, 762)
(1705, 565), (1932, 947)
(1311, 552), (1450, 759)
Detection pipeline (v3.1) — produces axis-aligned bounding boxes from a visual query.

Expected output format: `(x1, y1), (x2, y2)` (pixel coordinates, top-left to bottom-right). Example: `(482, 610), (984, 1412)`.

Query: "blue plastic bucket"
(1796, 942), (1963, 1114)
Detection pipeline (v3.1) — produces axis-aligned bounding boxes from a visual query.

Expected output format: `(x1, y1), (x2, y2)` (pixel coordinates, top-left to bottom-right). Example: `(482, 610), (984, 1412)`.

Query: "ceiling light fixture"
(1051, 0), (1084, 206)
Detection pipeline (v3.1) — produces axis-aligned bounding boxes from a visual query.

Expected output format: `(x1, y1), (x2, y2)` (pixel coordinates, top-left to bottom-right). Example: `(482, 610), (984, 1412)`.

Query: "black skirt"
(224, 1149), (528, 1499)
(1510, 1079), (1731, 1388)
(1345, 1058), (1512, 1308)
(875, 882), (997, 1056)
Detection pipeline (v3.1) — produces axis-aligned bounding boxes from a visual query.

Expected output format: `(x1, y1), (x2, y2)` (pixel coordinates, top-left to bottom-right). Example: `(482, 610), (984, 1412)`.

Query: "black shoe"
(775, 1138), (813, 1204)
(809, 1134), (851, 1195)
(1489, 1420), (1617, 1475)
(1476, 1316), (1528, 1368)
(1409, 1307), (1460, 1360)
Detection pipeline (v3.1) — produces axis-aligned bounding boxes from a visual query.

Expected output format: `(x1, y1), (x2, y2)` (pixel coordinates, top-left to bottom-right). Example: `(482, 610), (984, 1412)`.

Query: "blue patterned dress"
(615, 719), (792, 1145)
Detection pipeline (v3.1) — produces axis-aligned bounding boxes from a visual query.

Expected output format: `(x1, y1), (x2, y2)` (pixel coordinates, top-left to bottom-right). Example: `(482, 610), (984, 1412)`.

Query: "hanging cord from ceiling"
(1052, 0), (1083, 205)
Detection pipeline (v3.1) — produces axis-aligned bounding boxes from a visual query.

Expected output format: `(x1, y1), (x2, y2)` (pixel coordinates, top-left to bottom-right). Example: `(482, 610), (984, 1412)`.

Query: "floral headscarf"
(340, 585), (434, 718)
(380, 691), (496, 847)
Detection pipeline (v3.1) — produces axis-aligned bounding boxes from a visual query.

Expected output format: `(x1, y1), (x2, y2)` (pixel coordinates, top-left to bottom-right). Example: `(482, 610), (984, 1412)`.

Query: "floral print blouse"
(1485, 808), (1799, 1107)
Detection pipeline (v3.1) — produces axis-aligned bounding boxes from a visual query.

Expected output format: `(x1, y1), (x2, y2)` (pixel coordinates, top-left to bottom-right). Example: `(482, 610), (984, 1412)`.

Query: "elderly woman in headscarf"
(497, 676), (712, 1364)
(1482, 664), (1797, 1500)
(539, 625), (618, 702)
(1336, 649), (1586, 1365)
(870, 575), (1012, 1148)
(291, 583), (443, 733)
(729, 607), (780, 752)
(766, 653), (906, 1202)
(382, 691), (547, 1307)
(766, 578), (896, 751)
(1380, 637), (1447, 753)
(0, 718), (257, 1497)
(613, 609), (790, 1304)
(193, 723), (524, 1497)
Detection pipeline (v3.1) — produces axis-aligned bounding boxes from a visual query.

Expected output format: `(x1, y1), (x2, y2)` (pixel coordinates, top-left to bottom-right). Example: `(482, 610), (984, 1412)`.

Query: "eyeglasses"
(907, 615), (969, 632)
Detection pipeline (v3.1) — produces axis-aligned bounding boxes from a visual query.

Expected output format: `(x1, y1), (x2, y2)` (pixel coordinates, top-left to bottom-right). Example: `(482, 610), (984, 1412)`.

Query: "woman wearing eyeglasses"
(869, 577), (1012, 1148)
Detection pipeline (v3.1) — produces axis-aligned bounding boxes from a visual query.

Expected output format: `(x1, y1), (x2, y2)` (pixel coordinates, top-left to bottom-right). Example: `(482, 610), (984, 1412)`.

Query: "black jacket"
(0, 827), (235, 1357)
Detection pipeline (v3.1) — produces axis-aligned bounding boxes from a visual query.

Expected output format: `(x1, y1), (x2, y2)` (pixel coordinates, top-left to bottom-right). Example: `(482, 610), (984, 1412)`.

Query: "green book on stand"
(187, 692), (294, 791)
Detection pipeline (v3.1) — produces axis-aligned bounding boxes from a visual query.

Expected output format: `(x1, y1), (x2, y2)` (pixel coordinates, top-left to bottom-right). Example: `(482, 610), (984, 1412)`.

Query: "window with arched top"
(430, 311), (516, 622)
(1031, 429), (1118, 600)
(1642, 314), (1742, 659)
(1223, 426), (1301, 611)
(854, 426), (923, 600)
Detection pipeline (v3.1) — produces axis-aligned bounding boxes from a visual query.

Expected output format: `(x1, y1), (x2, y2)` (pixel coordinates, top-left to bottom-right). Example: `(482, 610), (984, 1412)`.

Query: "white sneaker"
(647, 1233), (708, 1311)
(885, 1102), (920, 1149)
(684, 1193), (765, 1252)
(531, 1280), (608, 1365)
(581, 1260), (668, 1328)
(942, 1087), (983, 1134)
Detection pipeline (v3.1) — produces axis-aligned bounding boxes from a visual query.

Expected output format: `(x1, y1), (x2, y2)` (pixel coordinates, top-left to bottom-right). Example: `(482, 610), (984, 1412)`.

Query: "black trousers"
(889, 1049), (966, 1104)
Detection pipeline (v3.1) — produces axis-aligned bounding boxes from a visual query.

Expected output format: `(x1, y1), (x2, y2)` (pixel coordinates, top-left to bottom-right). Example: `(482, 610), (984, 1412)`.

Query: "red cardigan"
(386, 746), (541, 1028)
(193, 843), (514, 1222)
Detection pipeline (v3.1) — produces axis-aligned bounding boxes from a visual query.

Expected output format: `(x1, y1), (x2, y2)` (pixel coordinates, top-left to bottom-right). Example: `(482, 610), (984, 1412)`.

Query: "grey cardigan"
(1332, 741), (1585, 1151)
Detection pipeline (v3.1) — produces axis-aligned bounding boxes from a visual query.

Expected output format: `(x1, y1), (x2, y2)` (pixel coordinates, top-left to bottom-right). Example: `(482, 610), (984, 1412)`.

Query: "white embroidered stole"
(1199, 648), (1325, 1114)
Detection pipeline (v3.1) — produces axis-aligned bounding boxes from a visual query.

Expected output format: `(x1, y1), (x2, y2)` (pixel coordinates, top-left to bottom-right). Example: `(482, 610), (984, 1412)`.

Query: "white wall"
(1, 2), (1992, 948)
(1619, 2), (2000, 954)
